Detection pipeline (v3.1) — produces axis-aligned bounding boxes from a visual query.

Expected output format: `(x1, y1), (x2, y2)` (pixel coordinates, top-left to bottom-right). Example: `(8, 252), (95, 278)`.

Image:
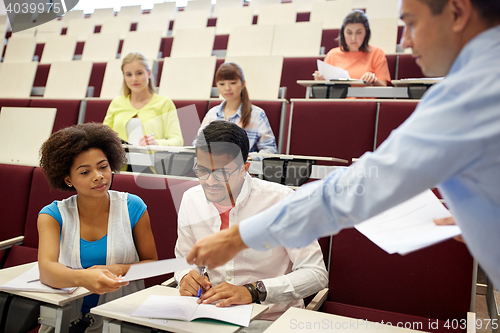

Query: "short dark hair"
(339, 10), (371, 53)
(418, 0), (500, 23)
(40, 123), (127, 191)
(195, 121), (249, 163)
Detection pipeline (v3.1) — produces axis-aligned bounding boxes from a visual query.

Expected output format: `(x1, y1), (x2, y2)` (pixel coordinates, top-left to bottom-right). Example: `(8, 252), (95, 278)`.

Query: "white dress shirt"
(239, 25), (500, 287)
(175, 174), (328, 320)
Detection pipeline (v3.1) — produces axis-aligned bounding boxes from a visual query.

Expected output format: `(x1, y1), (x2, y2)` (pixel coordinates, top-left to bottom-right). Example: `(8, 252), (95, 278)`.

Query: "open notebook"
(132, 295), (253, 327)
(0, 264), (78, 294)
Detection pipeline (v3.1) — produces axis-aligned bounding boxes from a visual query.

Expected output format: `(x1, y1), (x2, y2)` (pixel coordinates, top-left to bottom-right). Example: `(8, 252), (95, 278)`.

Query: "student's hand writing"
(198, 282), (253, 307)
(80, 269), (129, 294)
(139, 135), (158, 146)
(433, 216), (465, 243)
(360, 72), (378, 85)
(179, 270), (211, 297)
(313, 70), (325, 81)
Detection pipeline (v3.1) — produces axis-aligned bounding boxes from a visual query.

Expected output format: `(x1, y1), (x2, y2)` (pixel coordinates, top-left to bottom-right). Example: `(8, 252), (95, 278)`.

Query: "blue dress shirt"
(239, 26), (500, 287)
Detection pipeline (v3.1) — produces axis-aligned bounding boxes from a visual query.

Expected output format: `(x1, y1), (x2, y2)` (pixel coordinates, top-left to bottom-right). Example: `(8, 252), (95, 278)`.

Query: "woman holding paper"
(37, 123), (158, 332)
(196, 62), (277, 156)
(103, 52), (183, 147)
(313, 10), (391, 86)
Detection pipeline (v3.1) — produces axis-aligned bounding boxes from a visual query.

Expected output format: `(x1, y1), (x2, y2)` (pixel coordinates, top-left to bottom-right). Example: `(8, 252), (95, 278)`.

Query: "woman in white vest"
(37, 123), (158, 332)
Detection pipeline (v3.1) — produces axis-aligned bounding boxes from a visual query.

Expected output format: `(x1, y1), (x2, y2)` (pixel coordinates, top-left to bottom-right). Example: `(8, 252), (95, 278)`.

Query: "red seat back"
(288, 101), (378, 165)
(375, 101), (418, 148)
(397, 54), (424, 79)
(29, 99), (82, 133)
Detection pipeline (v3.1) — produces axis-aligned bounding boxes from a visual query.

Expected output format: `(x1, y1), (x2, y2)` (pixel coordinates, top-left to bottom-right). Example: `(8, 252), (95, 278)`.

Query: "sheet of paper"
(317, 60), (351, 80)
(355, 190), (461, 255)
(132, 295), (253, 327)
(122, 258), (196, 282)
(0, 264), (77, 294)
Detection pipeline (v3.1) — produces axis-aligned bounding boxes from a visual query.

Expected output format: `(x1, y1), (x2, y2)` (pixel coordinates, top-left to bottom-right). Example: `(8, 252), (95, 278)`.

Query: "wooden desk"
(391, 78), (444, 99)
(264, 307), (428, 332)
(91, 285), (269, 333)
(0, 262), (91, 333)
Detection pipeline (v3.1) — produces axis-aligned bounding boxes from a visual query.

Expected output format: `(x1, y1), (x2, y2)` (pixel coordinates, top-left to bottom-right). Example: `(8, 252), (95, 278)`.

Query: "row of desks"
(1, 262), (426, 333)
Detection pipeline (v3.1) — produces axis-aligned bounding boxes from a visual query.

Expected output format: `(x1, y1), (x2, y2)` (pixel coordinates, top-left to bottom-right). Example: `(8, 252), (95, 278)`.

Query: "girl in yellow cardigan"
(103, 52), (183, 147)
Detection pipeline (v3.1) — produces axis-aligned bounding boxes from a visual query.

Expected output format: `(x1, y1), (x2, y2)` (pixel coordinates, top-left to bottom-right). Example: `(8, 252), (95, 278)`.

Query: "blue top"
(239, 26), (500, 287)
(39, 193), (147, 313)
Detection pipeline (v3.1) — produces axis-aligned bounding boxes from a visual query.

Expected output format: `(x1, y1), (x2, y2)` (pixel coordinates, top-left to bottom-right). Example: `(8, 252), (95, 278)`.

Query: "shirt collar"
(449, 25), (500, 76)
(215, 101), (243, 120)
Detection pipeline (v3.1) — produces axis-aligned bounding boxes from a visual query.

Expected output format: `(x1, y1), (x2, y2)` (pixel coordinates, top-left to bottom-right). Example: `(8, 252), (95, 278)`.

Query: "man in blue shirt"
(186, 0), (500, 288)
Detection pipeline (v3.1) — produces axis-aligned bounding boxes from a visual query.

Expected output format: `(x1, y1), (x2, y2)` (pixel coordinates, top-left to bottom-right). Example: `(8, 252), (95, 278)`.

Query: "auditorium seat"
(280, 56), (323, 99)
(271, 22), (322, 57)
(2, 37), (37, 63)
(81, 33), (121, 62)
(0, 62), (38, 99)
(172, 10), (210, 36)
(310, 1), (353, 29)
(369, 18), (399, 54)
(224, 55), (283, 100)
(160, 37), (174, 59)
(43, 61), (93, 99)
(385, 54), (397, 83)
(159, 56), (217, 100)
(0, 164), (34, 268)
(89, 63), (107, 98)
(120, 31), (162, 60)
(226, 25), (275, 57)
(215, 6), (253, 35)
(150, 1), (177, 17)
(136, 14), (170, 37)
(257, 3), (296, 25)
(287, 100), (378, 164)
(375, 101), (418, 147)
(3, 167), (69, 268)
(170, 27), (216, 58)
(212, 0), (244, 18)
(39, 35), (77, 64)
(397, 53), (425, 79)
(110, 173), (198, 287)
(60, 9), (84, 28)
(320, 228), (474, 332)
(66, 18), (96, 42)
(117, 5), (143, 21)
(213, 35), (229, 51)
(90, 7), (115, 26)
(321, 29), (340, 54)
(99, 59), (124, 99)
(83, 99), (112, 123)
(100, 15), (133, 39)
(29, 99), (82, 133)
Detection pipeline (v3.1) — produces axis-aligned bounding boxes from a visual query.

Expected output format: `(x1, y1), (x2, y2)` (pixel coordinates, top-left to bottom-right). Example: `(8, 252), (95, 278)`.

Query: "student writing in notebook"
(37, 123), (158, 332)
(103, 52), (183, 147)
(196, 62), (277, 157)
(313, 10), (391, 86)
(175, 122), (327, 332)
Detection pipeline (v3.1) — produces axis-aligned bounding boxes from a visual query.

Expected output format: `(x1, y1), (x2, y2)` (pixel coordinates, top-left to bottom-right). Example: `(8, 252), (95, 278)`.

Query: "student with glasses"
(174, 121), (327, 332)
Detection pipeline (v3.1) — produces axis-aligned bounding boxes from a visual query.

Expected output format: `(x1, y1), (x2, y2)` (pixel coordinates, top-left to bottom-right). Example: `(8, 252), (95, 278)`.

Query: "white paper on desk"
(317, 60), (351, 80)
(355, 190), (461, 255)
(0, 264), (77, 294)
(121, 258), (196, 282)
(132, 295), (253, 327)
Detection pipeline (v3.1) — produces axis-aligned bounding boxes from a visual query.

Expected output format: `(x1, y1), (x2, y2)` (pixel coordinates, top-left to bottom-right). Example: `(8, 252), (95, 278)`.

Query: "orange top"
(324, 45), (391, 83)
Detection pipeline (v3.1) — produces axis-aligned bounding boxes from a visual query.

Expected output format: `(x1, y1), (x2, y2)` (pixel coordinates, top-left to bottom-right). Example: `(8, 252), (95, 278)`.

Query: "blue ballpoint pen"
(197, 267), (206, 298)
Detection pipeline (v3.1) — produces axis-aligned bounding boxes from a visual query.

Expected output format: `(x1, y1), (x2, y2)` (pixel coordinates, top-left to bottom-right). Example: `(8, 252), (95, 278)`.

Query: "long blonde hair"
(121, 52), (155, 96)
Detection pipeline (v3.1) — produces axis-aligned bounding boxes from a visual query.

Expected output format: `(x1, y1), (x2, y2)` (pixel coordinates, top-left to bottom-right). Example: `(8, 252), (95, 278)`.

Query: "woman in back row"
(104, 52), (183, 147)
(315, 10), (391, 86)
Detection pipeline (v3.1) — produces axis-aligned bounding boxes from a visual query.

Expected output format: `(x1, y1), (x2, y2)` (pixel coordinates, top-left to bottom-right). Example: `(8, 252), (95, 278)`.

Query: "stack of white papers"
(0, 264), (77, 294)
(317, 60), (351, 80)
(355, 190), (461, 255)
(132, 295), (253, 327)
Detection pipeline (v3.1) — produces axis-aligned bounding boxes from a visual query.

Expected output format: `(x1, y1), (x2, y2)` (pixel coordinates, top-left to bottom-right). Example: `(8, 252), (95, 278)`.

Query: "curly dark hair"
(40, 123), (127, 191)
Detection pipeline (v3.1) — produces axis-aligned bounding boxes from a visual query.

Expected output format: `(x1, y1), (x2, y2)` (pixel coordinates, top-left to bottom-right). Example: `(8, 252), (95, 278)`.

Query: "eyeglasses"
(193, 164), (242, 182)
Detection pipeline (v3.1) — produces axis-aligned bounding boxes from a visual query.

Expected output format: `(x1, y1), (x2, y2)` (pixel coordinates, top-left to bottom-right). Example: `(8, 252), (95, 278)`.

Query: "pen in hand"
(145, 132), (155, 146)
(27, 279), (40, 283)
(197, 267), (206, 298)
